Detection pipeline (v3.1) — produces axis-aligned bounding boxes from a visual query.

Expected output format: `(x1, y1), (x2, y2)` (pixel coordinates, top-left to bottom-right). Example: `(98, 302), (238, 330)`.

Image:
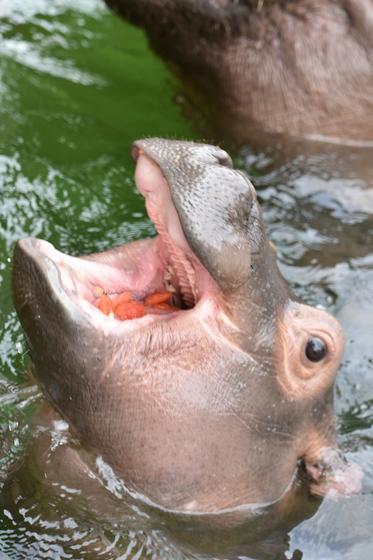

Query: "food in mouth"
(94, 289), (180, 320)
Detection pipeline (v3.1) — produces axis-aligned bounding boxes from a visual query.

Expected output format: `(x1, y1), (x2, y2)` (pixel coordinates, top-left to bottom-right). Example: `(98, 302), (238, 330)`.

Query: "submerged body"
(12, 139), (353, 513)
(105, 0), (373, 145)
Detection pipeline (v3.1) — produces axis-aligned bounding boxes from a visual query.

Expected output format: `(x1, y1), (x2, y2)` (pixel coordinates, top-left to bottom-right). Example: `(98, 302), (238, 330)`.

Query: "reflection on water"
(0, 0), (372, 559)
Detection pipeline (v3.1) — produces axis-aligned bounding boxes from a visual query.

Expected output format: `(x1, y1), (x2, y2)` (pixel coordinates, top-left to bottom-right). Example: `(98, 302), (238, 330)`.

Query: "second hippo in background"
(12, 139), (359, 514)
(104, 0), (373, 145)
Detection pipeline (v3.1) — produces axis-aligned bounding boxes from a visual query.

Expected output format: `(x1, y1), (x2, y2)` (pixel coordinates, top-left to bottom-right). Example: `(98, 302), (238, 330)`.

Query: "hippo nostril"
(131, 145), (142, 162)
(214, 150), (233, 168)
(131, 146), (139, 161)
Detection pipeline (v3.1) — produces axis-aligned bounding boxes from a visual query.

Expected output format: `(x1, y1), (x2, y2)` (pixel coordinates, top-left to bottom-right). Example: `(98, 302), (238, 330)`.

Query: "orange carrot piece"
(112, 291), (133, 310)
(144, 291), (172, 306)
(97, 294), (113, 316)
(116, 301), (146, 321)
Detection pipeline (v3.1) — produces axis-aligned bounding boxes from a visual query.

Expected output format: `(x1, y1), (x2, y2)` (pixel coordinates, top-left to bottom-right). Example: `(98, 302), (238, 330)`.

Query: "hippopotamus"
(104, 0), (373, 145)
(12, 139), (356, 514)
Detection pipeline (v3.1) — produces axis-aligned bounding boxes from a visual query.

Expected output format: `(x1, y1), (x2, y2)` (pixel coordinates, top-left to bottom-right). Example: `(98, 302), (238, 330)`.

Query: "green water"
(0, 0), (195, 381)
(0, 1), (372, 559)
(0, 0), (195, 554)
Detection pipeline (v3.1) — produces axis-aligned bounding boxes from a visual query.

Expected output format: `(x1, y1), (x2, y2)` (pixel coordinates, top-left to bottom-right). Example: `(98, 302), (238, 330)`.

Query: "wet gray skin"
(12, 139), (350, 513)
(104, 0), (373, 145)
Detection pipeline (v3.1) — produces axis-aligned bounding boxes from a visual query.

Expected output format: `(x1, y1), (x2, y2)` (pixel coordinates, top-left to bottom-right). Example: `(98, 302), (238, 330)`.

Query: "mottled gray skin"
(105, 0), (373, 144)
(12, 139), (346, 513)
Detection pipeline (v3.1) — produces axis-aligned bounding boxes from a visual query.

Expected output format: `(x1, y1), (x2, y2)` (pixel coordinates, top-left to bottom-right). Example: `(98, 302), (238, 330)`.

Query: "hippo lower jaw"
(15, 154), (222, 335)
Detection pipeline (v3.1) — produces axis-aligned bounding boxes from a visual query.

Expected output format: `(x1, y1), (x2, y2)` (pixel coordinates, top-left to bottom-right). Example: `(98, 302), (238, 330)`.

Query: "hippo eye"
(305, 337), (328, 362)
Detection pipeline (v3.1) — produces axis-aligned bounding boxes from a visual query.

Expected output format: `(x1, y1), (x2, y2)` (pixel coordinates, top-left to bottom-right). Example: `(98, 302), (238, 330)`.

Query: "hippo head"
(12, 139), (346, 513)
(105, 1), (373, 143)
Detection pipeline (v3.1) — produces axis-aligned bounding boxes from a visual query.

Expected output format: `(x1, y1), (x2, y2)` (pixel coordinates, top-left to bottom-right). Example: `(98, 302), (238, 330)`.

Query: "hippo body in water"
(104, 0), (373, 145)
(13, 139), (351, 514)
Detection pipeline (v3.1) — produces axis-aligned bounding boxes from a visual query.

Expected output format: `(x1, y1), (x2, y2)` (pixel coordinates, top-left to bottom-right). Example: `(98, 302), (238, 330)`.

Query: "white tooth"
(166, 285), (176, 293)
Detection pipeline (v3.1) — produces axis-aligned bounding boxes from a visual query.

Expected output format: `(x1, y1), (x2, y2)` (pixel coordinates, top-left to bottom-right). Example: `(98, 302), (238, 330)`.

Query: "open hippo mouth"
(16, 141), (229, 333)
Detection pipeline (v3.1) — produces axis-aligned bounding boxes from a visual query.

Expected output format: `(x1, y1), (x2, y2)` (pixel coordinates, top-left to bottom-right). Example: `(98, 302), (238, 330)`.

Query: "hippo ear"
(276, 302), (345, 400)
